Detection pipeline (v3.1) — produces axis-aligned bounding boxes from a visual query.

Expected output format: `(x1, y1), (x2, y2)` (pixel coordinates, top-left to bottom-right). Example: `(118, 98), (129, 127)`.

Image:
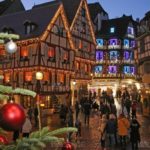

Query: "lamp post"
(71, 80), (76, 106)
(36, 71), (43, 130)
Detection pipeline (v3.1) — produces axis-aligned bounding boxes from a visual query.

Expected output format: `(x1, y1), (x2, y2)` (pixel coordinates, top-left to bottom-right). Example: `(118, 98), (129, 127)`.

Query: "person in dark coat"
(125, 98), (131, 117)
(75, 101), (80, 120)
(106, 114), (118, 146)
(130, 118), (141, 150)
(83, 100), (91, 125)
(34, 107), (38, 127)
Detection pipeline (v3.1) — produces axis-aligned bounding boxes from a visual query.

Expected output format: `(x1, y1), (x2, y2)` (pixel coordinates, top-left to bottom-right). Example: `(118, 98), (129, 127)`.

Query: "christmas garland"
(0, 85), (36, 98)
(0, 33), (20, 44)
(0, 94), (9, 100)
(0, 127), (77, 150)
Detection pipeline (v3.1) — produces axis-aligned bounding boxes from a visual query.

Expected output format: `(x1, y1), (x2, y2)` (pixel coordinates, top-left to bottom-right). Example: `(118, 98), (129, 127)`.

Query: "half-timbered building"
(0, 0), (96, 109)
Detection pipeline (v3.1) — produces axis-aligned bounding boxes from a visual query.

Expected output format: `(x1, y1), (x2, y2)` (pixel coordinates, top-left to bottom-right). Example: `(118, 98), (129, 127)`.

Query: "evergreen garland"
(0, 127), (77, 150)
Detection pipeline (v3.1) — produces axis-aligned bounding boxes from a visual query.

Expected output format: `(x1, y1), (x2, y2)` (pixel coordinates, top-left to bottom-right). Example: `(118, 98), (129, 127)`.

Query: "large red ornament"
(0, 135), (8, 145)
(0, 103), (26, 131)
(62, 142), (74, 150)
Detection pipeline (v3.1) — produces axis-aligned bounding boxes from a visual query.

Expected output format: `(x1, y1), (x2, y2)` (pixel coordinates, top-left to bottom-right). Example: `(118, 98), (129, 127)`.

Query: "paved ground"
(6, 102), (150, 150)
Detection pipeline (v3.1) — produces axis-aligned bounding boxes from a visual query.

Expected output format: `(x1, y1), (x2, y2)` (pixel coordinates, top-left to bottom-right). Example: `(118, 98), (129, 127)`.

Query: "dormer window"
(24, 21), (37, 34)
(110, 27), (115, 33)
(127, 27), (134, 35)
(2, 27), (15, 34)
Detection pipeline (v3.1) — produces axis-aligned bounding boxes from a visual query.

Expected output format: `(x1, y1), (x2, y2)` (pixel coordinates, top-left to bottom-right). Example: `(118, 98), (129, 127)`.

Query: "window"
(58, 27), (64, 37)
(4, 73), (10, 83)
(63, 51), (69, 62)
(0, 47), (5, 56)
(110, 27), (115, 33)
(96, 39), (104, 47)
(20, 47), (28, 59)
(108, 66), (117, 74)
(24, 21), (37, 34)
(124, 66), (134, 74)
(110, 51), (118, 60)
(81, 22), (86, 34)
(127, 27), (134, 35)
(48, 47), (55, 58)
(79, 40), (82, 49)
(51, 25), (59, 35)
(124, 39), (129, 48)
(2, 27), (15, 34)
(25, 72), (32, 82)
(131, 40), (136, 48)
(76, 62), (80, 70)
(58, 73), (65, 85)
(124, 51), (130, 60)
(43, 72), (49, 81)
(95, 66), (102, 73)
(96, 51), (103, 61)
(81, 8), (86, 17)
(109, 38), (118, 46)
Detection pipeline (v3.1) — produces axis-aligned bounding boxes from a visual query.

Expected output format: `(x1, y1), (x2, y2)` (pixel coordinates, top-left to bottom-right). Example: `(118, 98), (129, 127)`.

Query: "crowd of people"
(58, 88), (142, 150)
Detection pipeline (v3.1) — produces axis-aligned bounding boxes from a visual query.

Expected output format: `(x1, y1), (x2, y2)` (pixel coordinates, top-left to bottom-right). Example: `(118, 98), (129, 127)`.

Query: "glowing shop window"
(95, 66), (103, 73)
(96, 39), (104, 46)
(48, 48), (55, 58)
(124, 66), (132, 74)
(25, 72), (32, 82)
(21, 47), (28, 57)
(110, 27), (115, 33)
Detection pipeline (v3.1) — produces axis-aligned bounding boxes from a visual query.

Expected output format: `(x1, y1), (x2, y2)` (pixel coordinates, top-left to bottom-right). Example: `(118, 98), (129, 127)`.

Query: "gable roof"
(88, 2), (108, 22)
(98, 15), (138, 38)
(0, 1), (61, 40)
(33, 0), (82, 26)
(0, 0), (25, 16)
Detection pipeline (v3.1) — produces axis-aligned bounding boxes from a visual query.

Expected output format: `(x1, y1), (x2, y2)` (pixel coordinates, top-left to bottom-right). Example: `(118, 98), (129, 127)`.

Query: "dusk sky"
(21, 0), (150, 20)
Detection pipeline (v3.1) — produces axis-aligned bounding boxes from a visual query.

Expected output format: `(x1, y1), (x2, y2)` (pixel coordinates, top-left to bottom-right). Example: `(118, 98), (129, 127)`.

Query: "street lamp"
(5, 39), (17, 54)
(36, 71), (43, 130)
(72, 80), (76, 106)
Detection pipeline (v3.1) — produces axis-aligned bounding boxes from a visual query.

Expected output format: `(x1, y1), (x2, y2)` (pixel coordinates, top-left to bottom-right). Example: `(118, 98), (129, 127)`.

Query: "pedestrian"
(118, 114), (130, 146)
(75, 101), (80, 120)
(27, 106), (33, 121)
(13, 130), (20, 142)
(67, 107), (74, 141)
(98, 114), (107, 150)
(22, 115), (32, 138)
(131, 101), (137, 119)
(34, 106), (38, 127)
(83, 100), (91, 125)
(75, 119), (81, 139)
(106, 114), (118, 146)
(125, 97), (131, 117)
(59, 104), (68, 123)
(130, 117), (141, 150)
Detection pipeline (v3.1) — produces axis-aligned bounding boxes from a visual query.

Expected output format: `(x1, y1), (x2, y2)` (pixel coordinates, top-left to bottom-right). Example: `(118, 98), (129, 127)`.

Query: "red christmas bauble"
(0, 103), (26, 131)
(0, 135), (8, 145)
(62, 142), (73, 150)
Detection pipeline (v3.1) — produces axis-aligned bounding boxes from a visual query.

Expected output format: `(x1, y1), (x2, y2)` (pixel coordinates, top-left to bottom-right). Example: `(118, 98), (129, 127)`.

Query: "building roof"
(0, 0), (25, 16)
(97, 15), (138, 38)
(88, 2), (108, 22)
(0, 1), (61, 40)
(141, 10), (150, 22)
(33, 0), (81, 26)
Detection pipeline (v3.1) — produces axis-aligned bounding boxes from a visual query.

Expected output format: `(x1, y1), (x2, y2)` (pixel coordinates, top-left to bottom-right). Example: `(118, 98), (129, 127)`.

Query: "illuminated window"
(4, 73), (10, 83)
(0, 47), (5, 56)
(43, 72), (49, 81)
(127, 27), (134, 35)
(95, 66), (102, 73)
(108, 66), (117, 74)
(96, 51), (103, 61)
(58, 73), (65, 84)
(64, 51), (68, 61)
(124, 39), (129, 47)
(25, 72), (32, 82)
(131, 40), (135, 48)
(21, 47), (28, 58)
(48, 47), (55, 58)
(109, 38), (118, 46)
(96, 39), (103, 47)
(110, 51), (118, 60)
(110, 27), (115, 33)
(124, 51), (130, 60)
(124, 66), (134, 74)
(79, 40), (82, 49)
(76, 62), (80, 70)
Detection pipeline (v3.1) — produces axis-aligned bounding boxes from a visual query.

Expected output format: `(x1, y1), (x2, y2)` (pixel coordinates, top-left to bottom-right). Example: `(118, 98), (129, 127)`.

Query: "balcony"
(108, 45), (121, 49)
